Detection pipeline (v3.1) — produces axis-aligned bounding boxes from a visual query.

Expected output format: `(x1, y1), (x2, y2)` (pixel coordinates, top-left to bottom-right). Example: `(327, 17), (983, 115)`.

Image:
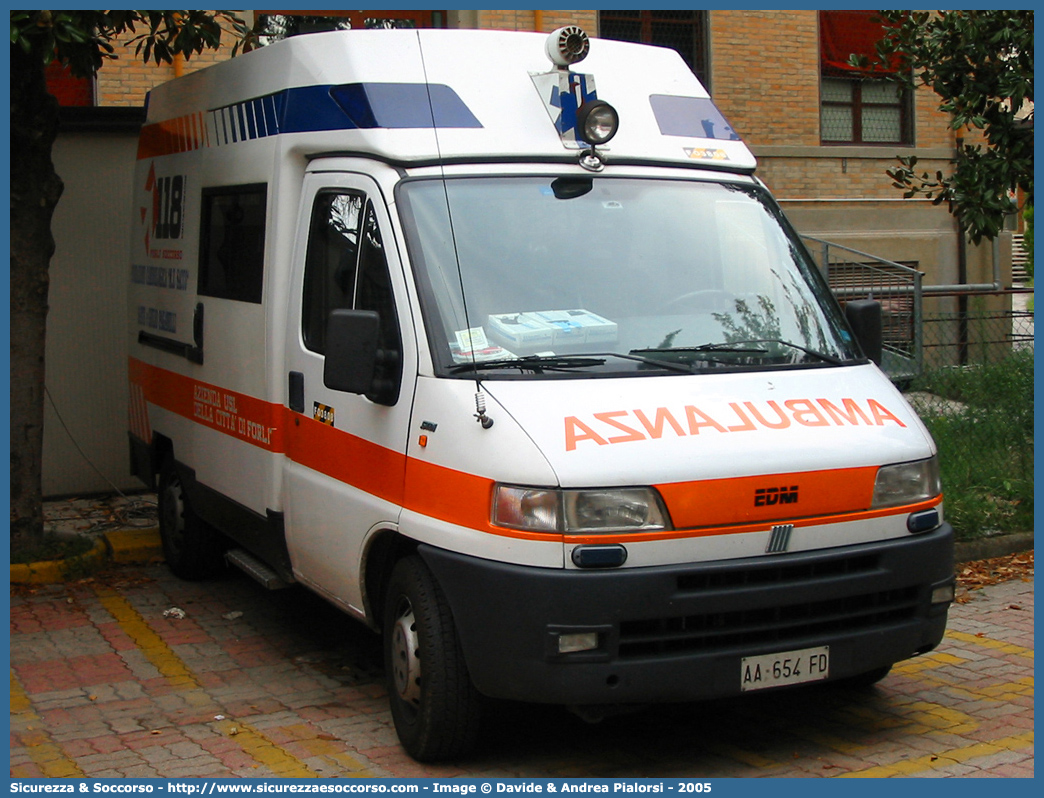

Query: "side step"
(225, 548), (292, 590)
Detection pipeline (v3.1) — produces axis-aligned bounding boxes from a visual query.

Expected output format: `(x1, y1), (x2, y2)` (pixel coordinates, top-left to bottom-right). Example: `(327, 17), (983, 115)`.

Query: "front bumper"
(420, 524), (954, 704)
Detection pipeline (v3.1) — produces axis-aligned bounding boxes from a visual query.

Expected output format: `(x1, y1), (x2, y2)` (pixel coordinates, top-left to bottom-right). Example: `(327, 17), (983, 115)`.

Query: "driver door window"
(301, 189), (403, 398)
(302, 192), (363, 353)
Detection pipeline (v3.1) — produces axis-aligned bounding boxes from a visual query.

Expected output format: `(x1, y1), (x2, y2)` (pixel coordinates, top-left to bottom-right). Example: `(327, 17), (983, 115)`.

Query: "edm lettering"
(755, 486), (798, 507)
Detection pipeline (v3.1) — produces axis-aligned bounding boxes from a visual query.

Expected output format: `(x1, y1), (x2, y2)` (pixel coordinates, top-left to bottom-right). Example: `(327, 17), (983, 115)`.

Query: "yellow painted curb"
(105, 527), (163, 564)
(10, 528), (164, 584)
(10, 537), (109, 584)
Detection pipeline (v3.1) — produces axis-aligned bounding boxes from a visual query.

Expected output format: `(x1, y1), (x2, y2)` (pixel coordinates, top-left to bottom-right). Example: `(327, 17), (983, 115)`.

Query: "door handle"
(288, 371), (304, 413)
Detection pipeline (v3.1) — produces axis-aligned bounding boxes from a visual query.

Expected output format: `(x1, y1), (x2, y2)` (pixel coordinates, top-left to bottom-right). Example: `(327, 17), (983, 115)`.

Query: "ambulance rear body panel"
(128, 29), (952, 716)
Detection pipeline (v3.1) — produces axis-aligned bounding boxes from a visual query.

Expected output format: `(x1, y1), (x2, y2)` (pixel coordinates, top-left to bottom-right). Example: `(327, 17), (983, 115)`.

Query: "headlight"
(871, 457), (941, 509)
(491, 487), (559, 531)
(564, 488), (668, 532)
(492, 485), (670, 533)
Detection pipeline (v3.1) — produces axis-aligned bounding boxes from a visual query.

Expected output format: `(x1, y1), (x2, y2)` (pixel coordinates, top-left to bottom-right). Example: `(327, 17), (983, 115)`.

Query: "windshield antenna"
(474, 392), (494, 429)
(417, 31), (494, 429)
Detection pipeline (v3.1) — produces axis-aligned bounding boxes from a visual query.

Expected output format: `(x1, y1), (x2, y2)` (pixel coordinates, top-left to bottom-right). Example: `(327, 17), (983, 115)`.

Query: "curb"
(9, 537), (110, 584)
(954, 531), (1034, 564)
(105, 527), (164, 564)
(10, 528), (163, 585)
(10, 529), (1032, 584)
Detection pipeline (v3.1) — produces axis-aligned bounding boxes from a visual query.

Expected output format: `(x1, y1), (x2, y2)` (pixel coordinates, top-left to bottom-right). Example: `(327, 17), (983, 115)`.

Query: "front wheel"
(383, 555), (483, 761)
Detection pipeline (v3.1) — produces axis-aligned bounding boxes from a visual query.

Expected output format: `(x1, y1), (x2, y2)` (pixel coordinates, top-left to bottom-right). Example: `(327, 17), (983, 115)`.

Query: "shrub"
(909, 348), (1034, 538)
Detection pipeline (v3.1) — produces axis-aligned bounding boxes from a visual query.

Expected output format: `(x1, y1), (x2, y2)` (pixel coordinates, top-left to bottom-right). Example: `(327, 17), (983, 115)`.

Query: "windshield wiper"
(633, 343), (767, 355)
(722, 339), (845, 365)
(635, 338), (844, 365)
(448, 355), (607, 374)
(628, 345), (753, 367)
(595, 351), (695, 374)
(449, 351), (697, 376)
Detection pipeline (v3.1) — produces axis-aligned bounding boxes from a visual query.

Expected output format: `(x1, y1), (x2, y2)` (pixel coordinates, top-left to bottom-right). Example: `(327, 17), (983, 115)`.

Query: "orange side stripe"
(128, 358), (513, 536)
(287, 413), (405, 506)
(128, 358), (932, 545)
(129, 358), (284, 453)
(136, 114), (205, 160)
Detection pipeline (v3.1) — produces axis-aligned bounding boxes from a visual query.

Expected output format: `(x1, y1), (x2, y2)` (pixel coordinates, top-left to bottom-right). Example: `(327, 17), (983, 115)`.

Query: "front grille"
(676, 553), (879, 592)
(618, 585), (919, 659)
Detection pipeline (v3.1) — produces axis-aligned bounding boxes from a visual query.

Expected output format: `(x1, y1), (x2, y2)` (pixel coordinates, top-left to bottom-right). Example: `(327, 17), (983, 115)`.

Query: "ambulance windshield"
(399, 176), (860, 377)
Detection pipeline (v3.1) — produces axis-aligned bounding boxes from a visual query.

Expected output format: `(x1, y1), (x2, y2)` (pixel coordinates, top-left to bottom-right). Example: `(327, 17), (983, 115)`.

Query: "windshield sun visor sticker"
(650, 94), (742, 140)
(685, 147), (731, 161)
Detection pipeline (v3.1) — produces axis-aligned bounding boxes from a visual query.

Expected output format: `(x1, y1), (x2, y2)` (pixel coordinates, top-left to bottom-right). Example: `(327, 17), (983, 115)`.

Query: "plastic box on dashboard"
(487, 313), (556, 349)
(528, 309), (618, 344)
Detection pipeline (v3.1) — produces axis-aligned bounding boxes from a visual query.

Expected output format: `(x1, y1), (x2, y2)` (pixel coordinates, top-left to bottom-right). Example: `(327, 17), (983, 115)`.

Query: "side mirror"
(845, 299), (883, 366)
(324, 309), (380, 394)
(323, 309), (401, 405)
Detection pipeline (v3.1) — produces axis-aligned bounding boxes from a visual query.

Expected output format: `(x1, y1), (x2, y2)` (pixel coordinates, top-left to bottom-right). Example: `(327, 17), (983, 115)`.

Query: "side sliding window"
(198, 184), (267, 303)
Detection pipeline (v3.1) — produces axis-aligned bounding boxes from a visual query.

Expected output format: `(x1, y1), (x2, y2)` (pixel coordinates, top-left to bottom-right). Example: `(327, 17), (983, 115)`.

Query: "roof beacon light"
(546, 26), (590, 68)
(576, 98), (620, 172)
(577, 100), (619, 146)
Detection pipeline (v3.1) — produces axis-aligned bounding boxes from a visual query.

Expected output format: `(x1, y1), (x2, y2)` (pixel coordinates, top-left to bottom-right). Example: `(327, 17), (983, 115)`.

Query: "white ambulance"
(128, 28), (954, 761)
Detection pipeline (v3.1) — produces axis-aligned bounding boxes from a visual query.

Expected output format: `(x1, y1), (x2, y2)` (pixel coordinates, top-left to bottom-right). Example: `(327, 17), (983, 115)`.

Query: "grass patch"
(908, 349), (1034, 539)
(10, 533), (96, 565)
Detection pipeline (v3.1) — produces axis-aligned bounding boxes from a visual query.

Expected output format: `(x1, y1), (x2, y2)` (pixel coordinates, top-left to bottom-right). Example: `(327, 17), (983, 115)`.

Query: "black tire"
(839, 664), (892, 689)
(157, 460), (226, 581)
(383, 555), (483, 762)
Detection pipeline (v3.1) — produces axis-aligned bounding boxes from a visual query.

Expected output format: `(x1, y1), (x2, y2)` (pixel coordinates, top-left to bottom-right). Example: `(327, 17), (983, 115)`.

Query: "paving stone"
(10, 559), (1034, 779)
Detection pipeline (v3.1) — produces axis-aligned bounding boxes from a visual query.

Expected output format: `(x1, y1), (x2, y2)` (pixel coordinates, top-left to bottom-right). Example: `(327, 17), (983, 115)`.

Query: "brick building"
(60, 8), (1012, 284)
(44, 9), (1014, 496)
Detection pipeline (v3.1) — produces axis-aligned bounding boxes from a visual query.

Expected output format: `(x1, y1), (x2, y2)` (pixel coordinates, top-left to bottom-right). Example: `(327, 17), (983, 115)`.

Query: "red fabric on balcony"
(819, 11), (902, 76)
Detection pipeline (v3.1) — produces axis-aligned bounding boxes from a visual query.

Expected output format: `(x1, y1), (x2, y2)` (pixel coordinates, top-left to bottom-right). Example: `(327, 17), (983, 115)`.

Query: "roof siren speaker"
(546, 26), (590, 68)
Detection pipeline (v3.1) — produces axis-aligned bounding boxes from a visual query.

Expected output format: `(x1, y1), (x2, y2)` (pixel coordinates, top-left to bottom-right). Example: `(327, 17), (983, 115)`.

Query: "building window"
(599, 11), (709, 88)
(821, 77), (909, 143)
(819, 11), (911, 145)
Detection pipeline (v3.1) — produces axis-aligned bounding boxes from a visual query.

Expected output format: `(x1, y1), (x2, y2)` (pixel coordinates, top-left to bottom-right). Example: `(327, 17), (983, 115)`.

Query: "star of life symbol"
(530, 70), (598, 149)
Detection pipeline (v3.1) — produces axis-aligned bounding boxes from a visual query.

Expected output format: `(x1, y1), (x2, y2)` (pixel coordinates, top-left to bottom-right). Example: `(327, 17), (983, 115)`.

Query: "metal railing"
(920, 291), (1035, 367)
(802, 236), (924, 381)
